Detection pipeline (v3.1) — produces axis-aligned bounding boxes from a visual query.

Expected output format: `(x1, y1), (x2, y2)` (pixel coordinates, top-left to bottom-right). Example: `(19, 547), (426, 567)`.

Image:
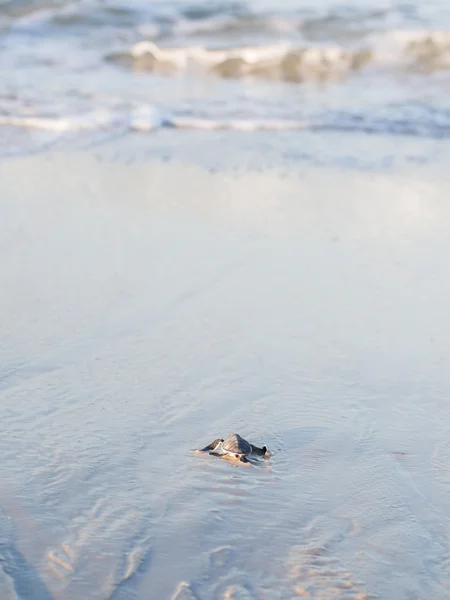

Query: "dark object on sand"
(200, 433), (269, 463)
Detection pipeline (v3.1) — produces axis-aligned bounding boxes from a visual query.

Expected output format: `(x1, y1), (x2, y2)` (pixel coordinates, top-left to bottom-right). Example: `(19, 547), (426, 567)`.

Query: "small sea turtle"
(200, 433), (269, 463)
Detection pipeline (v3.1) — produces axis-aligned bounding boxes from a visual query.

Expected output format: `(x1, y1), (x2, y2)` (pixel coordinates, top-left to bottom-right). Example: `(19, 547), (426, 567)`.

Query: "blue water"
(1, 0), (450, 155)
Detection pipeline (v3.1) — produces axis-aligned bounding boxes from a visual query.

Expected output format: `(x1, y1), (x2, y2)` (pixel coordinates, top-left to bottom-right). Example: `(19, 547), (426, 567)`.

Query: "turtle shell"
(222, 433), (252, 456)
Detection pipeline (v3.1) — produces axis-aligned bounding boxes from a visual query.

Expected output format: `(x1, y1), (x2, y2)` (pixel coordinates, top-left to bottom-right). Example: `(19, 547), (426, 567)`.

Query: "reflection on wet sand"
(2, 149), (450, 599)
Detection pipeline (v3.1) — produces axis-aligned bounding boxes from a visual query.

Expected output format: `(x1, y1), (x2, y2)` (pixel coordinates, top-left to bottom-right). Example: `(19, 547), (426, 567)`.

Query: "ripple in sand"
(107, 532), (152, 596)
(222, 583), (256, 600)
(286, 528), (370, 600)
(30, 446), (78, 508)
(47, 545), (74, 578)
(45, 497), (151, 598)
(171, 581), (200, 600)
(209, 546), (235, 569)
(293, 585), (310, 597)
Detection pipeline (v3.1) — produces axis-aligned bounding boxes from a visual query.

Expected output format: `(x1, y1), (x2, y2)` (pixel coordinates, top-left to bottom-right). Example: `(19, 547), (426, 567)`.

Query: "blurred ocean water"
(1, 0), (450, 154)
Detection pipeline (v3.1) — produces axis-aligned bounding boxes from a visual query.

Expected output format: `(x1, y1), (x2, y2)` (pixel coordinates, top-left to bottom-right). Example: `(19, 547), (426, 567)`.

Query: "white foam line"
(0, 110), (126, 132)
(169, 117), (308, 131)
(130, 41), (292, 67)
(0, 115), (74, 131)
(1, 110), (308, 134)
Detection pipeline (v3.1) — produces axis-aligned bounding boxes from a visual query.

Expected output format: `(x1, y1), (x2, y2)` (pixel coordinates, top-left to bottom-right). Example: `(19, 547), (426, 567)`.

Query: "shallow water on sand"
(1, 136), (450, 599)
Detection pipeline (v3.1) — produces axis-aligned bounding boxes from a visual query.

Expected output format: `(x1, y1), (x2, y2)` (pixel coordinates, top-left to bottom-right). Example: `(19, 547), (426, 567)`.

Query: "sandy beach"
(1, 133), (450, 598)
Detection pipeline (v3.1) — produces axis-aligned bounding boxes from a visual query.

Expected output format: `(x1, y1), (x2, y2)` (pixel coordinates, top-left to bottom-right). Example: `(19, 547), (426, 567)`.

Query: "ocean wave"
(2, 104), (450, 140)
(110, 42), (371, 82)
(3, 0), (298, 37)
(108, 29), (450, 81)
(0, 2), (390, 42)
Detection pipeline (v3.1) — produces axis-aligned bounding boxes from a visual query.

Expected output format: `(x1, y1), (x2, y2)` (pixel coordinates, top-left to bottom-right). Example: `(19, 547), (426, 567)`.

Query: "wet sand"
(1, 136), (450, 599)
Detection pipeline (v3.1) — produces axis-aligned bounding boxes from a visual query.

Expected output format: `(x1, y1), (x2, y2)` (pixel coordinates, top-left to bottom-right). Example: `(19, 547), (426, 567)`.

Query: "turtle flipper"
(201, 438), (224, 452)
(250, 443), (268, 457)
